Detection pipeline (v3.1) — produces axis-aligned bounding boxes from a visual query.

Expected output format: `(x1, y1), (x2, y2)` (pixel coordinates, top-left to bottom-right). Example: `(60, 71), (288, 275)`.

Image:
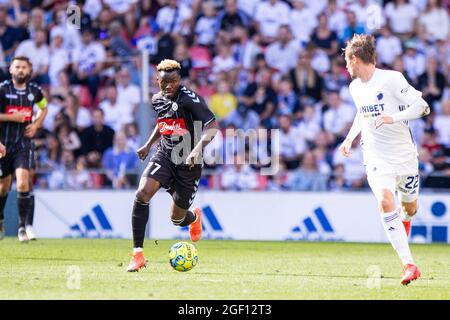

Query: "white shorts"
(365, 158), (419, 203)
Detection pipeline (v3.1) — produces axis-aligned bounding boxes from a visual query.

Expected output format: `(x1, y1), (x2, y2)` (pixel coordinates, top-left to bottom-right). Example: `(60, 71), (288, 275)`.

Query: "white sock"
(381, 211), (414, 265)
(133, 247), (143, 254)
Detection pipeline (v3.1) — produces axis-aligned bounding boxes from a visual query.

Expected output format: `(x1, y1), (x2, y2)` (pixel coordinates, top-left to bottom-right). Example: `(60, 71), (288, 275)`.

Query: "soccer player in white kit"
(339, 35), (430, 285)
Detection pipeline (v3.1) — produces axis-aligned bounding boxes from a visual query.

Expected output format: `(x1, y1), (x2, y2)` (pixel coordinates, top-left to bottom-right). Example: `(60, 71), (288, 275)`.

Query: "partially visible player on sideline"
(339, 34), (429, 285)
(127, 59), (218, 272)
(0, 56), (48, 242)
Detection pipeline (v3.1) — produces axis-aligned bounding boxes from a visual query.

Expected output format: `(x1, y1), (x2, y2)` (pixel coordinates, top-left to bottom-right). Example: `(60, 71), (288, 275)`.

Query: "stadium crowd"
(0, 0), (448, 191)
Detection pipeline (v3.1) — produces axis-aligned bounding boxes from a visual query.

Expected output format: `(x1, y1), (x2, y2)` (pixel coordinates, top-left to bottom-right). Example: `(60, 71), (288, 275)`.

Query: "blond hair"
(156, 59), (181, 72)
(344, 34), (376, 65)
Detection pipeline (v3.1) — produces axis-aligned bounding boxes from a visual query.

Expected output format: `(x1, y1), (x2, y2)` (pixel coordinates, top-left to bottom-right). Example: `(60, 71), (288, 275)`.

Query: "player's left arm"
(375, 72), (430, 129)
(25, 87), (48, 138)
(184, 95), (219, 168)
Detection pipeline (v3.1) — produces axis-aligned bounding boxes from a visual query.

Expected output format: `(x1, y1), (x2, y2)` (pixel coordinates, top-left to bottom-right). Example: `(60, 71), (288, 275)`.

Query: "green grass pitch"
(0, 238), (449, 299)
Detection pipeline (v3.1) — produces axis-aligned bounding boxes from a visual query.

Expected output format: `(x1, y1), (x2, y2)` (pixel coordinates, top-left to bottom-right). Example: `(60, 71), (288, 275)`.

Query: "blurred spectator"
(332, 136), (366, 189)
(156, 0), (192, 36)
(104, 0), (136, 15)
(311, 13), (339, 57)
(254, 0), (290, 43)
(339, 10), (365, 46)
(323, 57), (349, 92)
(275, 77), (301, 120)
(50, 8), (82, 59)
(265, 25), (302, 75)
(195, 1), (218, 46)
(286, 151), (327, 191)
(403, 39), (426, 84)
(0, 6), (20, 62)
(433, 99), (450, 147)
(297, 104), (321, 145)
(218, 0), (249, 36)
(71, 28), (106, 100)
(43, 94), (64, 131)
(418, 147), (434, 176)
(230, 25), (262, 71)
(102, 131), (139, 189)
(64, 92), (92, 131)
(325, 0), (347, 36)
(80, 108), (115, 168)
(288, 51), (324, 102)
(385, 0), (418, 40)
(124, 122), (140, 151)
(211, 43), (238, 80)
(15, 28), (50, 85)
(56, 123), (82, 153)
(278, 115), (306, 170)
(174, 42), (192, 79)
(322, 90), (355, 144)
(418, 0), (449, 41)
(289, 0), (317, 46)
(210, 79), (237, 120)
(417, 56), (446, 109)
(244, 68), (277, 128)
(116, 67), (140, 121)
(99, 85), (133, 132)
(48, 29), (69, 86)
(225, 101), (260, 131)
(220, 154), (259, 191)
(376, 26), (402, 67)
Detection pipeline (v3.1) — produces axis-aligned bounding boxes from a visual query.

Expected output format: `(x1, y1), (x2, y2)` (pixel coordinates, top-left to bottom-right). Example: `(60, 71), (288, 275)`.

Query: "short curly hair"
(156, 59), (181, 73)
(344, 34), (376, 65)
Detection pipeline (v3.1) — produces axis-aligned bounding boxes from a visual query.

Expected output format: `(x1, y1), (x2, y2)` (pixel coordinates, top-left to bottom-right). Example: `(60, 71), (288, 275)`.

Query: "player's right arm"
(0, 112), (27, 123)
(339, 82), (361, 157)
(137, 125), (161, 161)
(339, 111), (361, 157)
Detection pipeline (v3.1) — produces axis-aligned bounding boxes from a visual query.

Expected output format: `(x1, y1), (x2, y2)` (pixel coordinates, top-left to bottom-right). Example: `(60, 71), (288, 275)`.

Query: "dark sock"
(17, 192), (31, 229)
(172, 210), (196, 227)
(0, 194), (8, 221)
(132, 199), (149, 248)
(25, 192), (35, 226)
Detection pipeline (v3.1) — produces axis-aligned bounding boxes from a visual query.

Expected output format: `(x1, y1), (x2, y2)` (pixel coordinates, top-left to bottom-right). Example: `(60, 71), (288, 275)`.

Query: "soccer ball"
(169, 241), (199, 272)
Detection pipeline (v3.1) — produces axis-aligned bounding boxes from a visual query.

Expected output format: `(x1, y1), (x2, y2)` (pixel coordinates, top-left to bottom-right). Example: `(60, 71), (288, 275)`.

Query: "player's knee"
(379, 198), (395, 213)
(16, 181), (29, 192)
(135, 189), (151, 203)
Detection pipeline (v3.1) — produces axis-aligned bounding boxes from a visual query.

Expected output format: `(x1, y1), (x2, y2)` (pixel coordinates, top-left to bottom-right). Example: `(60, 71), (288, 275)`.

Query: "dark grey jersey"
(152, 86), (215, 163)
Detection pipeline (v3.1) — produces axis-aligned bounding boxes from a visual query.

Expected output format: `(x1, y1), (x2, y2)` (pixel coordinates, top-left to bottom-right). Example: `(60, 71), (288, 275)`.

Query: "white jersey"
(349, 68), (422, 165)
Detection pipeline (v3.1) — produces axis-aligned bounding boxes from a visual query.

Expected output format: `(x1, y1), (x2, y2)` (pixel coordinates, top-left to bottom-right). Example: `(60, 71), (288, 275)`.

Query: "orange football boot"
(126, 252), (148, 272)
(400, 264), (421, 285)
(189, 207), (202, 242)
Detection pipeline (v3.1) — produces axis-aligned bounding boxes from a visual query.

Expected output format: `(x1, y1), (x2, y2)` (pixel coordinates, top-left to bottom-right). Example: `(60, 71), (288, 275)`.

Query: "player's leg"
(127, 152), (175, 272)
(127, 176), (161, 272)
(25, 169), (37, 240)
(0, 175), (12, 240)
(397, 172), (420, 237)
(15, 168), (31, 242)
(368, 174), (419, 284)
(170, 166), (202, 242)
(399, 200), (417, 237)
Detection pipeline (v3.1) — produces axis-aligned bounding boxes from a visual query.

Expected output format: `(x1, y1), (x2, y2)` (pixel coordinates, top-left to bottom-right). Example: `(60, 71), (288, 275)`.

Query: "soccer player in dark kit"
(0, 56), (48, 242)
(127, 59), (218, 272)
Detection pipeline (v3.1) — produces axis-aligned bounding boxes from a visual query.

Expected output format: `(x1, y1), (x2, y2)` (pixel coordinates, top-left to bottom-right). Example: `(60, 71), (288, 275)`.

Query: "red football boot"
(126, 252), (148, 272)
(400, 264), (421, 285)
(189, 207), (202, 242)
